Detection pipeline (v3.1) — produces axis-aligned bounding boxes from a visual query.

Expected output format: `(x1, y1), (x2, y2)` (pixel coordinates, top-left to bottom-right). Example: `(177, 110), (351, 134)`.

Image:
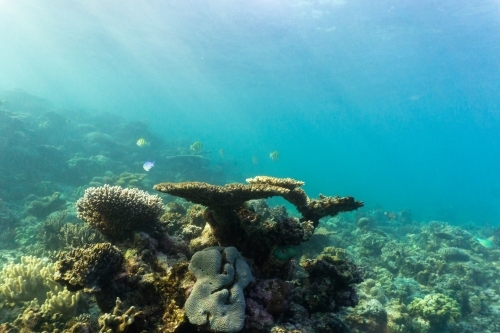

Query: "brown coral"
(54, 242), (124, 293)
(76, 185), (164, 241)
(153, 176), (363, 265)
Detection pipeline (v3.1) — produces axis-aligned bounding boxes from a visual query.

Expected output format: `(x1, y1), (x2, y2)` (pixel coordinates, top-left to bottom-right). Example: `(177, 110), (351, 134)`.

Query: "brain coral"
(76, 184), (164, 241)
(185, 247), (253, 333)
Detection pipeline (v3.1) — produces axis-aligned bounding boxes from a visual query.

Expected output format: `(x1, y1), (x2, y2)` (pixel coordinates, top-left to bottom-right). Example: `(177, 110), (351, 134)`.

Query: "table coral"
(184, 246), (253, 333)
(154, 176), (363, 265)
(76, 184), (164, 241)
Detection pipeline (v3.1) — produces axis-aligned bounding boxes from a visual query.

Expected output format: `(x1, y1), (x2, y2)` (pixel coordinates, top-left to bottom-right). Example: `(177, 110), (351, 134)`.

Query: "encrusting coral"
(184, 246), (253, 333)
(76, 184), (164, 241)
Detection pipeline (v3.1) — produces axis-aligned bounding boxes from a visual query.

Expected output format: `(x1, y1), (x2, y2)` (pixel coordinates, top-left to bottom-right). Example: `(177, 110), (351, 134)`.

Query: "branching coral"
(98, 297), (144, 333)
(76, 185), (164, 241)
(0, 256), (61, 304)
(40, 289), (82, 319)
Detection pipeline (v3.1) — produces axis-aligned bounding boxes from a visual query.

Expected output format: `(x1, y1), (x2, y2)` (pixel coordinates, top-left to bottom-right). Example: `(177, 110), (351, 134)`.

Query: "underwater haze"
(1, 0), (500, 224)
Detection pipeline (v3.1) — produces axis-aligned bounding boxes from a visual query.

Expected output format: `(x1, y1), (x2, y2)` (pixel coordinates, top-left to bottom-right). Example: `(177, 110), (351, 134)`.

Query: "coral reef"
(76, 185), (164, 241)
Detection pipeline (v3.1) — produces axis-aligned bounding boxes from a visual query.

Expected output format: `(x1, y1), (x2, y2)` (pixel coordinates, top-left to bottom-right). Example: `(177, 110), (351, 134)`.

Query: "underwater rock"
(76, 185), (164, 242)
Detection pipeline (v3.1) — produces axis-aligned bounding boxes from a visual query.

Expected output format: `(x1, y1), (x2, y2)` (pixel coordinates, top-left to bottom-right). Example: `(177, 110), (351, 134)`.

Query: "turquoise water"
(1, 0), (499, 225)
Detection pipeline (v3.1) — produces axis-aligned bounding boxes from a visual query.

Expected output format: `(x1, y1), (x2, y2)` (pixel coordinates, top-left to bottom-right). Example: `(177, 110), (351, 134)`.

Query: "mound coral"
(76, 184), (164, 241)
(408, 293), (460, 328)
(54, 242), (124, 293)
(184, 246), (253, 332)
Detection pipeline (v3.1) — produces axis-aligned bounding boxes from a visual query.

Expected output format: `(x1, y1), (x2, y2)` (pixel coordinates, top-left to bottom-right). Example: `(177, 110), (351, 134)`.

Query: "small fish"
(269, 151), (279, 161)
(143, 161), (154, 171)
(252, 157), (259, 164)
(384, 211), (397, 220)
(136, 138), (150, 147)
(476, 237), (493, 249)
(190, 141), (203, 151)
(219, 148), (225, 156)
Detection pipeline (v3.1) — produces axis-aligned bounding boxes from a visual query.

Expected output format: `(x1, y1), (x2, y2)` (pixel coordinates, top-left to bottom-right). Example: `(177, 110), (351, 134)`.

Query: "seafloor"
(0, 92), (499, 333)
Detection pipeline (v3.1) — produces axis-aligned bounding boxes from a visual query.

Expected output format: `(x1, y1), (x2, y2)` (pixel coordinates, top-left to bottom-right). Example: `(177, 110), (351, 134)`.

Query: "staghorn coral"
(76, 185), (164, 241)
(184, 246), (253, 333)
(54, 242), (124, 292)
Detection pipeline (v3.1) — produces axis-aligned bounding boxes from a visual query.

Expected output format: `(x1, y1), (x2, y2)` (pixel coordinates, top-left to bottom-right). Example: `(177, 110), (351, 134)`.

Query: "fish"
(190, 141), (203, 151)
(143, 161), (154, 171)
(252, 157), (259, 164)
(475, 237), (493, 249)
(269, 151), (279, 161)
(219, 148), (225, 156)
(384, 211), (397, 220)
(136, 138), (150, 147)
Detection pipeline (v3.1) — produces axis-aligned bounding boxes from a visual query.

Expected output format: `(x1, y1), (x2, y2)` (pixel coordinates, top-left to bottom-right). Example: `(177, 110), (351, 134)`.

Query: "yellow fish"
(252, 157), (259, 164)
(219, 148), (225, 156)
(190, 141), (203, 151)
(136, 138), (150, 147)
(269, 151), (279, 161)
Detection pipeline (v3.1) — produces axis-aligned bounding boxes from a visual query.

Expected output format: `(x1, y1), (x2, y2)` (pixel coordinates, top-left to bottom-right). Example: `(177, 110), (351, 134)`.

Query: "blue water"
(1, 0), (499, 224)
